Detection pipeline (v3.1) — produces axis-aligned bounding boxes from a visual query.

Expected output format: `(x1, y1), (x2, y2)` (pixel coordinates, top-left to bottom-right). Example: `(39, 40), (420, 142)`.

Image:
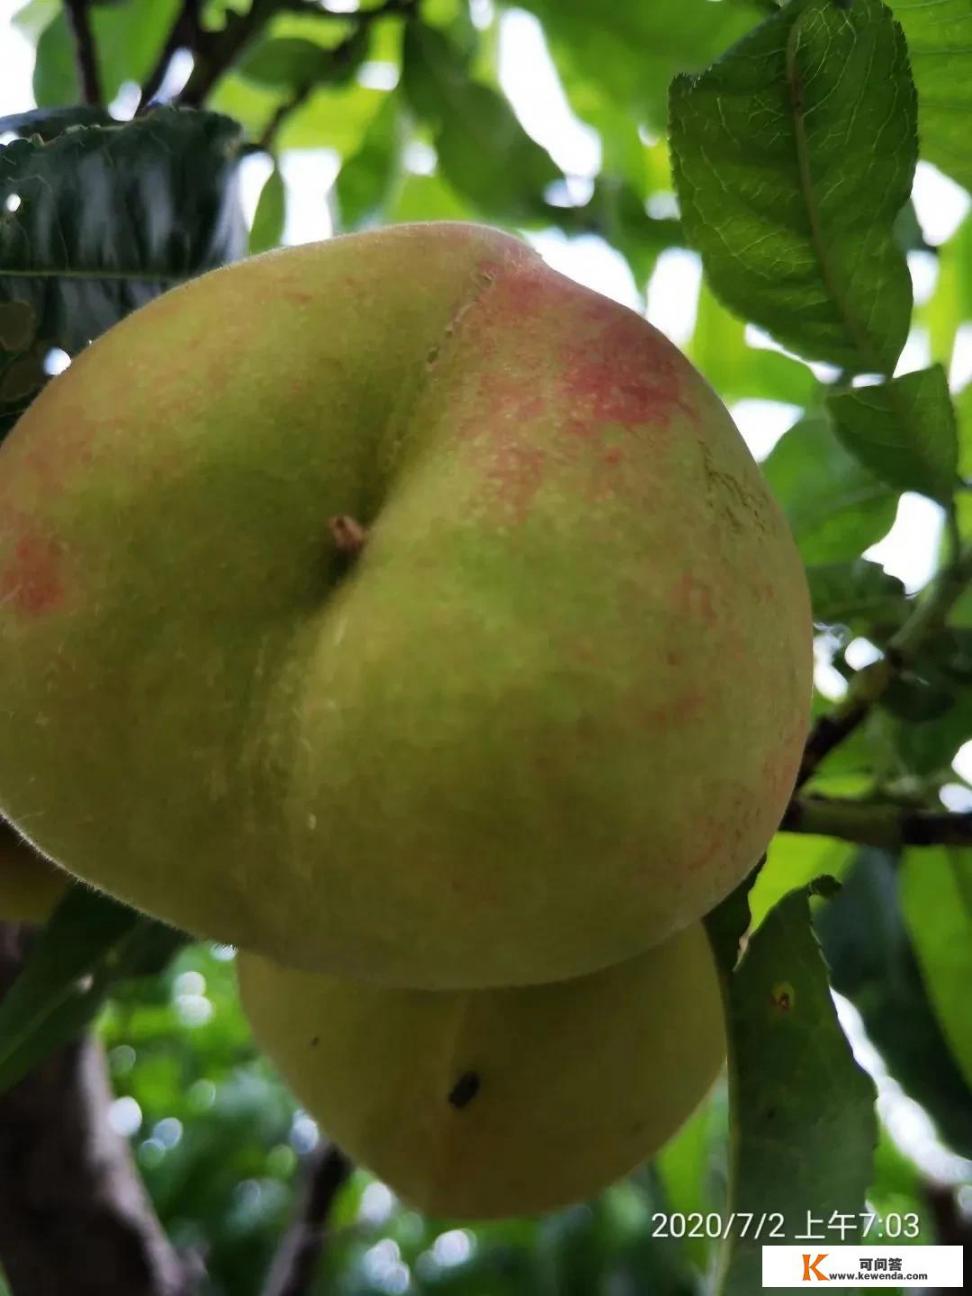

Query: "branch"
(136, 0), (203, 114)
(0, 926), (198, 1295)
(798, 542), (972, 787)
(782, 795), (972, 850)
(173, 0), (419, 110)
(64, 0), (102, 106)
(261, 1141), (352, 1296)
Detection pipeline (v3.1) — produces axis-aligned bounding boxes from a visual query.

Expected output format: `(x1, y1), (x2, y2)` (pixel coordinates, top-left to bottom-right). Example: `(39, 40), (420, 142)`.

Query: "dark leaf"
(670, 0), (916, 373)
(0, 107), (245, 399)
(0, 106), (114, 139)
(816, 848), (972, 1160)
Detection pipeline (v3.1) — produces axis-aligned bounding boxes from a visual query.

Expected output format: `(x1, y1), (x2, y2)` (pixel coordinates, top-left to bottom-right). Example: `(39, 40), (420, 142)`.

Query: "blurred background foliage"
(0, 0), (971, 1293)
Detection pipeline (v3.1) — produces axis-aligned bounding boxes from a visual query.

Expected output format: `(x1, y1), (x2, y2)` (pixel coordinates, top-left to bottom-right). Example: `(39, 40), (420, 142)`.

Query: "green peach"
(0, 222), (811, 988)
(238, 921), (726, 1219)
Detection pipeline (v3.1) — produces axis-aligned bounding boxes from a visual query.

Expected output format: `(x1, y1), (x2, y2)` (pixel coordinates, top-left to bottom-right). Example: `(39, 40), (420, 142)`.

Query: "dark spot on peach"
(448, 1071), (481, 1110)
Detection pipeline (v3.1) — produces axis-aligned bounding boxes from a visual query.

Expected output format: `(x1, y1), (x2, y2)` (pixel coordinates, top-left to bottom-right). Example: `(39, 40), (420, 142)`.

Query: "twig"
(136, 0), (203, 114)
(63, 0), (102, 106)
(797, 542), (972, 787)
(781, 796), (972, 850)
(261, 1141), (352, 1296)
(173, 0), (420, 110)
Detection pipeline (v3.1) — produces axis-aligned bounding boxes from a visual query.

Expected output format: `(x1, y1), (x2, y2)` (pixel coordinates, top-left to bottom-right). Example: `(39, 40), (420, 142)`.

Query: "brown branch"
(260, 1141), (352, 1296)
(781, 796), (972, 850)
(172, 0), (419, 111)
(0, 925), (198, 1296)
(136, 0), (203, 114)
(798, 542), (972, 787)
(63, 0), (102, 106)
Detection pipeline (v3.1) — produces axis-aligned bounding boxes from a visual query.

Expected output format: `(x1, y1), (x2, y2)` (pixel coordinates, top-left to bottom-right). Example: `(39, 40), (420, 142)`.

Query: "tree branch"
(798, 542), (972, 787)
(782, 795), (972, 850)
(260, 1141), (352, 1296)
(0, 925), (198, 1296)
(63, 0), (102, 106)
(136, 0), (203, 114)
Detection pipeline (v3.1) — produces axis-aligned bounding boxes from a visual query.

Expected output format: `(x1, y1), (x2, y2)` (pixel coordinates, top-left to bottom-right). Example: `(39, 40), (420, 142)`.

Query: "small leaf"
(670, 0), (917, 373)
(828, 365), (959, 503)
(238, 37), (341, 90)
(716, 887), (876, 1294)
(0, 887), (184, 1093)
(805, 559), (907, 633)
(762, 412), (898, 564)
(334, 92), (403, 232)
(402, 21), (560, 223)
(249, 162), (286, 255)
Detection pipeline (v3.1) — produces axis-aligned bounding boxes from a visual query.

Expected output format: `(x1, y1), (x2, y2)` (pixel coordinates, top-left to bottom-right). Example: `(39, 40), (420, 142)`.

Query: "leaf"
(689, 281), (817, 407)
(402, 21), (560, 223)
(670, 0), (917, 374)
(888, 683), (972, 775)
(762, 411), (899, 563)
(31, 0), (181, 108)
(891, 0), (972, 193)
(0, 886), (184, 1093)
(0, 108), (245, 361)
(333, 92), (403, 232)
(249, 162), (286, 255)
(749, 833), (855, 932)
(816, 848), (972, 1160)
(806, 559), (908, 633)
(828, 366), (959, 503)
(0, 106), (114, 139)
(716, 887), (876, 1294)
(238, 30), (366, 91)
(900, 847), (972, 1091)
(518, 0), (763, 131)
(389, 170), (471, 224)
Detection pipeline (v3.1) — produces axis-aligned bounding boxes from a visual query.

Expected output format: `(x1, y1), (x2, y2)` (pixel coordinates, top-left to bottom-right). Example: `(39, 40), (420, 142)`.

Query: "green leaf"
(249, 162), (286, 254)
(828, 366), (959, 503)
(762, 412), (899, 563)
(389, 170), (471, 224)
(889, 685), (972, 776)
(690, 281), (817, 407)
(0, 886), (183, 1093)
(816, 848), (972, 1160)
(749, 833), (854, 931)
(670, 0), (917, 374)
(31, 0), (181, 108)
(891, 0), (972, 193)
(0, 108), (244, 356)
(716, 887), (876, 1294)
(333, 92), (403, 232)
(519, 0), (763, 132)
(402, 21), (560, 223)
(238, 30), (366, 91)
(900, 847), (972, 1091)
(806, 559), (908, 633)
